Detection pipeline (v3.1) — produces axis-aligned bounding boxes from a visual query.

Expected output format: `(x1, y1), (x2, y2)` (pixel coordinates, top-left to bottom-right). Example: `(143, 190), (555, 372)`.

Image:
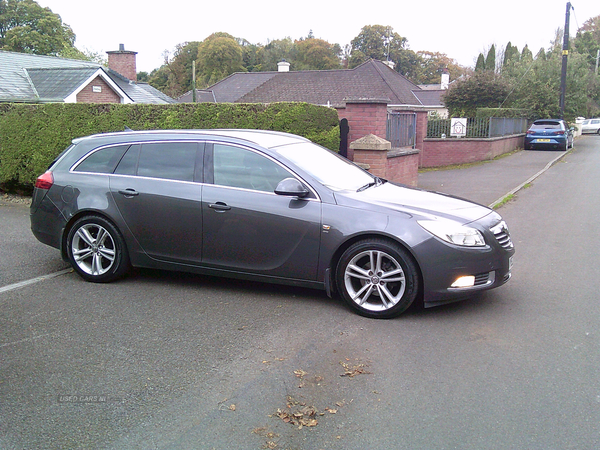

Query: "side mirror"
(275, 178), (309, 198)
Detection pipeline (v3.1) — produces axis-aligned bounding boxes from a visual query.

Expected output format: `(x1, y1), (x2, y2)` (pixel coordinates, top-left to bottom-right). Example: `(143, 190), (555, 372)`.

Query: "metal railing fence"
(427, 117), (528, 138)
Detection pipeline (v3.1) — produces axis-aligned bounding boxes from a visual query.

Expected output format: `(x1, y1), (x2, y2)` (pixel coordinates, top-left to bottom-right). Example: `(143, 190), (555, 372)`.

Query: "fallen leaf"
(293, 369), (308, 378)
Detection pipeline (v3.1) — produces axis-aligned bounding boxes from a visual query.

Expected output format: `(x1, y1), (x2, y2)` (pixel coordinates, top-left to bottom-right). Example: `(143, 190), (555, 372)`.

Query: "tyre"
(336, 239), (419, 319)
(66, 215), (130, 282)
(523, 142), (531, 150)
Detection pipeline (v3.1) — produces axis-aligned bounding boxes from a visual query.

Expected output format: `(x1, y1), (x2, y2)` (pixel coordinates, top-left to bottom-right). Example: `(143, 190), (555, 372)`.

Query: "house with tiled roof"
(0, 45), (175, 104)
(178, 59), (446, 115)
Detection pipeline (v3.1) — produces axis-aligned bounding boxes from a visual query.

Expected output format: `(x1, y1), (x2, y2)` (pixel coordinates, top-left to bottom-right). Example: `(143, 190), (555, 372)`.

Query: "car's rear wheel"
(66, 215), (130, 282)
(336, 239), (419, 319)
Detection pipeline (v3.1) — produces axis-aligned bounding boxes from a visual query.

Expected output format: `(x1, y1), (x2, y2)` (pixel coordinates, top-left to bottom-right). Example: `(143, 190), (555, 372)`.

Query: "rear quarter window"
(73, 145), (130, 173)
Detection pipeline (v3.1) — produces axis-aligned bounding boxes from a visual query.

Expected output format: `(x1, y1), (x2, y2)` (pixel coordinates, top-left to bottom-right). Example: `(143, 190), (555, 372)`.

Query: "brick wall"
(351, 134), (420, 186)
(420, 135), (525, 168)
(386, 150), (420, 186)
(337, 99), (388, 160)
(76, 76), (122, 103)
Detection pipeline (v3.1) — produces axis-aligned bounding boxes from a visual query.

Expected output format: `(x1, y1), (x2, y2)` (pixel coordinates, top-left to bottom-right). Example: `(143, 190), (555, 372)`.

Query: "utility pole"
(559, 2), (574, 119)
(192, 60), (196, 103)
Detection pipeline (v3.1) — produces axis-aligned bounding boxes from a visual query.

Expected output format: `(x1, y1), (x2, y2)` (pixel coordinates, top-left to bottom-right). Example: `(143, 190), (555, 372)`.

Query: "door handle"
(209, 202), (231, 212)
(118, 189), (139, 197)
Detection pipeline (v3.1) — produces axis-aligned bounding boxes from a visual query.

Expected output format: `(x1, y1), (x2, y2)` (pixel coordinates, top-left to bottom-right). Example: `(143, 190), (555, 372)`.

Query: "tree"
(485, 44), (496, 71)
(574, 16), (600, 71)
(521, 45), (533, 62)
(196, 33), (246, 87)
(507, 51), (592, 120)
(413, 51), (468, 85)
(348, 25), (407, 68)
(259, 37), (297, 71)
(502, 42), (520, 68)
(295, 38), (341, 70)
(475, 53), (486, 72)
(0, 0), (76, 55)
(443, 71), (510, 117)
(146, 42), (201, 97)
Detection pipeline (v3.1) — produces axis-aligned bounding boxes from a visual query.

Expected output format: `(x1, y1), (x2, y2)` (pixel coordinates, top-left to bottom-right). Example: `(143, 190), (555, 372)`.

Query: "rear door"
(109, 141), (205, 264)
(201, 143), (322, 281)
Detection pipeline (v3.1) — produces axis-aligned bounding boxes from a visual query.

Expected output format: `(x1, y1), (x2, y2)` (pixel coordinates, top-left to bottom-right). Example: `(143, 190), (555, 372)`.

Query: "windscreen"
(275, 142), (374, 191)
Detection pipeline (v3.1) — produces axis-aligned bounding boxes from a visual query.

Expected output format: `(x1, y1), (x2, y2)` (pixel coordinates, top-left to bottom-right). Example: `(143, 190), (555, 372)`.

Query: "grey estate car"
(30, 129), (514, 318)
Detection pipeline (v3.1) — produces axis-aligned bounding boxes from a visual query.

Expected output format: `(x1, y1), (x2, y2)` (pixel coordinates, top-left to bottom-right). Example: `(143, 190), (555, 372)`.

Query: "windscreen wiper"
(357, 177), (386, 192)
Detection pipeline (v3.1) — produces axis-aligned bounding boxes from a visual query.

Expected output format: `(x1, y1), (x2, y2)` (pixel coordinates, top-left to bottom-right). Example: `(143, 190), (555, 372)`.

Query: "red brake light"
(554, 130), (565, 135)
(527, 130), (535, 134)
(34, 171), (54, 190)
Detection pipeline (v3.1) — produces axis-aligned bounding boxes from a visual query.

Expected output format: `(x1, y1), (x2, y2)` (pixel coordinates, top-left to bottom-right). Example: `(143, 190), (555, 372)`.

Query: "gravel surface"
(1, 193), (31, 206)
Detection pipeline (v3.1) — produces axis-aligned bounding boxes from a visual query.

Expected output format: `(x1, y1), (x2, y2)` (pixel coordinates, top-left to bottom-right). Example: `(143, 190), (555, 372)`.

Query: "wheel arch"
(328, 232), (423, 296)
(60, 209), (125, 260)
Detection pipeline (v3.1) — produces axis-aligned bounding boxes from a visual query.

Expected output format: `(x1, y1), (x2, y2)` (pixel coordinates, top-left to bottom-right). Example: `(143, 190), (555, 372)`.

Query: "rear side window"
(114, 142), (200, 182)
(137, 142), (198, 182)
(74, 145), (129, 173)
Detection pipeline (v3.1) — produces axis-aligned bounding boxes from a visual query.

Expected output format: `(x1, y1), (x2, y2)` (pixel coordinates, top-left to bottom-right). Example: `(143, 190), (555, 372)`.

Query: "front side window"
(213, 144), (292, 192)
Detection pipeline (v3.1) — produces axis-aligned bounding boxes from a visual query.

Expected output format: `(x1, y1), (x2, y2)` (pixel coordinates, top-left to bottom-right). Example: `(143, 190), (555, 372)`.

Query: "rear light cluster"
(527, 130), (565, 135)
(34, 171), (54, 190)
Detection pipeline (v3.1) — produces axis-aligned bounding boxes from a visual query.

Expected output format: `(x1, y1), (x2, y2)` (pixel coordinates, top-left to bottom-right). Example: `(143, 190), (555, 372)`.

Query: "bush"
(0, 102), (340, 190)
(476, 108), (532, 119)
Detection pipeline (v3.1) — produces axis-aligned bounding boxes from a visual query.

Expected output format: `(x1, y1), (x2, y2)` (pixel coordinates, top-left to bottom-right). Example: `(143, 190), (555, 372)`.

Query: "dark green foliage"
(0, 102), (340, 190)
(485, 45), (496, 72)
(476, 108), (531, 119)
(443, 71), (510, 117)
(475, 53), (486, 72)
(0, 0), (76, 55)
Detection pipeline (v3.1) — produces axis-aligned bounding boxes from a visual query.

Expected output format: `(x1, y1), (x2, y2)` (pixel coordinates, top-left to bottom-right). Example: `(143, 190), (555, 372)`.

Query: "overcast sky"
(38, 0), (599, 74)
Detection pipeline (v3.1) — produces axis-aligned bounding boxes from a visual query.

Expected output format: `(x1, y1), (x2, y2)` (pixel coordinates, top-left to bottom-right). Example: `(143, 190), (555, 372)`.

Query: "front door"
(201, 143), (321, 280)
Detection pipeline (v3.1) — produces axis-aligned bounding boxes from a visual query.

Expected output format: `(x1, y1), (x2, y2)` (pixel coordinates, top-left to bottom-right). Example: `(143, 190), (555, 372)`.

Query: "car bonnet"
(333, 182), (493, 224)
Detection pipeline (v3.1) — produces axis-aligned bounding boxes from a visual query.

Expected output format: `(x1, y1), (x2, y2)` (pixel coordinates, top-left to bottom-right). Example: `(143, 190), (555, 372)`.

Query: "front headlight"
(418, 219), (486, 247)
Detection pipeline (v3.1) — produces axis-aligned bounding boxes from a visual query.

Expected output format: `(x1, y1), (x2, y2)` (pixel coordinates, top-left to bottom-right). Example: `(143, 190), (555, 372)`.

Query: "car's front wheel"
(66, 215), (130, 282)
(336, 239), (419, 319)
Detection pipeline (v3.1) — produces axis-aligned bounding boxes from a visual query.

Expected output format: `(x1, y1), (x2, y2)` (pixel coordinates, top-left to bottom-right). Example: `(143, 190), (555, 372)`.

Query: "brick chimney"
(107, 44), (137, 81)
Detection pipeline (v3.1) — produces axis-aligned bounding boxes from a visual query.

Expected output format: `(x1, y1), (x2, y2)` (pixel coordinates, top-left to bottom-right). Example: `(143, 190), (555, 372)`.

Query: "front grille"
(490, 221), (513, 249)
(474, 273), (490, 286)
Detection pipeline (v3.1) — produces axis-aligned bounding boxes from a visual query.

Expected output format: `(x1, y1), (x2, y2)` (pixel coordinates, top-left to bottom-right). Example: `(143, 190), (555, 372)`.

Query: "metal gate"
(386, 112), (416, 148)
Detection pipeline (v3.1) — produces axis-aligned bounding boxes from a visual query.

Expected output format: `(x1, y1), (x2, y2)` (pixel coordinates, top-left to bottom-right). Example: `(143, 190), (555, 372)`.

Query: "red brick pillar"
(350, 134), (391, 179)
(338, 98), (389, 161)
(414, 110), (428, 150)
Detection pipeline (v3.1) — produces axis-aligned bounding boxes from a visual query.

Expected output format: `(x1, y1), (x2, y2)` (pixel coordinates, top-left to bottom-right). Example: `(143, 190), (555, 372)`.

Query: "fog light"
(451, 275), (475, 288)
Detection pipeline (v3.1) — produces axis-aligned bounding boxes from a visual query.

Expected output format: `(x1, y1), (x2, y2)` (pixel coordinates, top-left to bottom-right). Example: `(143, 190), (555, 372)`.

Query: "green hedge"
(0, 102), (340, 190)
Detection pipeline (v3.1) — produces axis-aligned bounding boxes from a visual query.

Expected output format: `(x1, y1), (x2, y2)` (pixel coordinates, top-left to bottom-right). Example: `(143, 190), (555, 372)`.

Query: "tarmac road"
(1, 136), (599, 449)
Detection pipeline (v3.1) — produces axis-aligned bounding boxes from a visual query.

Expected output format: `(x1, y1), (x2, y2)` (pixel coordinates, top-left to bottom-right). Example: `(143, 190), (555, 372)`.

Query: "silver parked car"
(30, 129), (514, 318)
(581, 118), (600, 134)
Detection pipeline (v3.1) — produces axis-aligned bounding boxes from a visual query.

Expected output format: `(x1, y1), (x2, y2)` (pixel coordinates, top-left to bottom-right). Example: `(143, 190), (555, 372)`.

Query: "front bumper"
(413, 216), (515, 308)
